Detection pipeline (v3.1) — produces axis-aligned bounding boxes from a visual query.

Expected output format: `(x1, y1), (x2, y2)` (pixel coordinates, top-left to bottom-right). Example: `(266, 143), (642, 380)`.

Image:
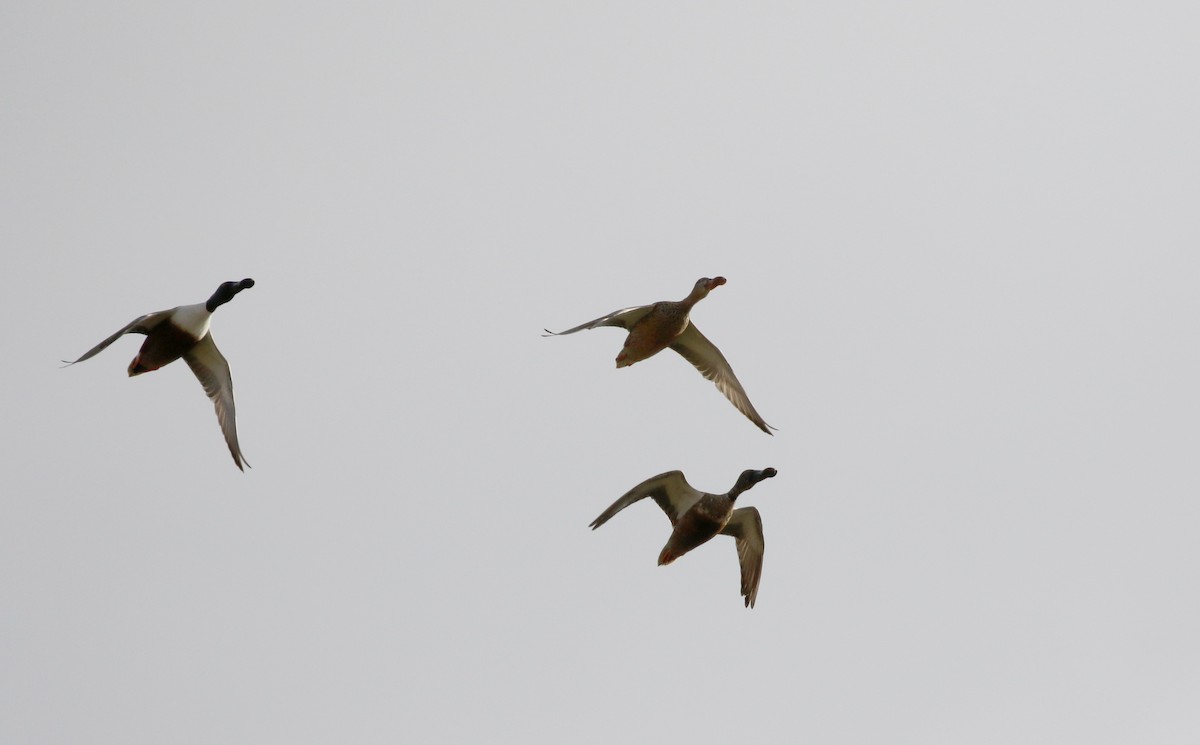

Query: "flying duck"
(590, 467), (777, 608)
(64, 279), (255, 471)
(544, 277), (774, 434)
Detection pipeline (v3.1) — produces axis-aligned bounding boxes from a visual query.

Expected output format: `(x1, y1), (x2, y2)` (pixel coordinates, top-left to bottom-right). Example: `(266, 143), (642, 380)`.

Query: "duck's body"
(657, 491), (738, 564)
(544, 277), (774, 434)
(125, 303), (211, 375)
(614, 283), (711, 367)
(64, 279), (255, 471)
(590, 467), (776, 608)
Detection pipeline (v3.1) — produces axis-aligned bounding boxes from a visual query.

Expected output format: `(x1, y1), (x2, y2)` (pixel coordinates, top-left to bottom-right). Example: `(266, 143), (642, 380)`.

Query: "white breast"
(170, 303), (213, 339)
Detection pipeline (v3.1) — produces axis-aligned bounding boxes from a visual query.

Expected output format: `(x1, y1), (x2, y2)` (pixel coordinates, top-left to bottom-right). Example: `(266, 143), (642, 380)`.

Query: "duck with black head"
(64, 278), (256, 471)
(590, 467), (778, 608)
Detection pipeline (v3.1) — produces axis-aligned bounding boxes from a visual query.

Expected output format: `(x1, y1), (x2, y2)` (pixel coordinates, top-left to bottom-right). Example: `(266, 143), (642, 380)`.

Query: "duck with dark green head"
(590, 467), (778, 608)
(64, 278), (256, 471)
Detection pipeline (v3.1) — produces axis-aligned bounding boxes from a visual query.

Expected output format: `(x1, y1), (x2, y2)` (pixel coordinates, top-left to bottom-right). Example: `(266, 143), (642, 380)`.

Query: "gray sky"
(3, 2), (1199, 743)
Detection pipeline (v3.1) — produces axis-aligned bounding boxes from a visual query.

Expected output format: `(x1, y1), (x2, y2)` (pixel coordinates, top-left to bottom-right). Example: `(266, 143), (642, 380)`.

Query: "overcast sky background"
(3, 2), (1199, 743)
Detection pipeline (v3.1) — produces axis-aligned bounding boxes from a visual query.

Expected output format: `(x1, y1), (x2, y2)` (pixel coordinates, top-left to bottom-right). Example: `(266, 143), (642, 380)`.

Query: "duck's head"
(206, 278), (256, 312)
(690, 276), (727, 299)
(730, 467), (777, 499)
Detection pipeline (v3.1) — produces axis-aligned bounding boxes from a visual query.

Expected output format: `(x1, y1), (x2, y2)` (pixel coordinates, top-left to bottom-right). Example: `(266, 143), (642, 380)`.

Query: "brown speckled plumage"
(544, 276), (775, 434)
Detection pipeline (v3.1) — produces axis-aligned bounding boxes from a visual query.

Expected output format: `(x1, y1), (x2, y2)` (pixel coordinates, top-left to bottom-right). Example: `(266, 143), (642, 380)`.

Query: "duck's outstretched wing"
(62, 311), (169, 366)
(543, 305), (652, 336)
(183, 334), (249, 472)
(720, 506), (765, 608)
(589, 470), (702, 529)
(670, 323), (775, 435)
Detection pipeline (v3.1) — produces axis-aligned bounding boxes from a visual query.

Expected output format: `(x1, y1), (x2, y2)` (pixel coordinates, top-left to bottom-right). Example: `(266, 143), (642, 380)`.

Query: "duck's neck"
(680, 288), (708, 310)
(728, 472), (762, 501)
(205, 288), (234, 312)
